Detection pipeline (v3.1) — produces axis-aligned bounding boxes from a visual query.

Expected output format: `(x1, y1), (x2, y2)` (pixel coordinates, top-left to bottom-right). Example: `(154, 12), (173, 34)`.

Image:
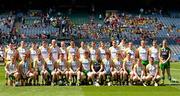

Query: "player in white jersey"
(33, 52), (46, 85)
(78, 41), (89, 60)
(67, 40), (78, 60)
(145, 57), (161, 86)
(5, 54), (20, 86)
(113, 51), (123, 85)
(29, 42), (38, 60)
(55, 53), (69, 85)
(135, 40), (149, 66)
(149, 40), (159, 65)
(80, 51), (93, 84)
(19, 53), (34, 86)
(49, 39), (60, 61)
(123, 53), (134, 85)
(4, 43), (18, 85)
(125, 42), (135, 59)
(68, 54), (82, 86)
(60, 41), (68, 60)
(4, 43), (17, 63)
(89, 41), (99, 61)
(101, 52), (115, 86)
(39, 41), (49, 60)
(5, 43), (15, 60)
(17, 41), (28, 60)
(44, 52), (55, 85)
(99, 42), (108, 59)
(109, 40), (119, 60)
(118, 39), (127, 59)
(132, 58), (146, 85)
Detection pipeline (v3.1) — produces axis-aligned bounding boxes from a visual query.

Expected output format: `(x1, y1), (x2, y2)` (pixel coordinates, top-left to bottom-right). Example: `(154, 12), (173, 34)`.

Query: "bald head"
(20, 41), (25, 48)
(51, 39), (56, 46)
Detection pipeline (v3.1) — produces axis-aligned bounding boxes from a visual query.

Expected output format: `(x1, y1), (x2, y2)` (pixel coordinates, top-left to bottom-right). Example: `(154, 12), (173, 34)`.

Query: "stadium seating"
(0, 12), (180, 61)
(0, 15), (15, 33)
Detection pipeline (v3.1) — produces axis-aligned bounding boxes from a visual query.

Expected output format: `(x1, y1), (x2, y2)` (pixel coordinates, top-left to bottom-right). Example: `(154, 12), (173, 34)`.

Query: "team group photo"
(0, 0), (180, 96)
(2, 39), (172, 87)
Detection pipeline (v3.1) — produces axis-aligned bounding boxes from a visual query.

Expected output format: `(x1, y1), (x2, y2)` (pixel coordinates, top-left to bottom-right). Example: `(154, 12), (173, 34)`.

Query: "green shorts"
(82, 70), (90, 76)
(47, 69), (52, 75)
(127, 70), (131, 75)
(154, 61), (159, 65)
(9, 74), (15, 80)
(142, 60), (149, 66)
(38, 69), (42, 75)
(160, 61), (170, 70)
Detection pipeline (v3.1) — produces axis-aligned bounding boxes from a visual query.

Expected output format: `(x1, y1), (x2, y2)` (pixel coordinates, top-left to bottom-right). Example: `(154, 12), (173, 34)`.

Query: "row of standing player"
(4, 39), (171, 86)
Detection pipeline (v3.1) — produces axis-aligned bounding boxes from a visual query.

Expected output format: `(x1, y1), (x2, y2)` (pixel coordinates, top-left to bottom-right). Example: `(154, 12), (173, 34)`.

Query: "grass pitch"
(0, 62), (180, 96)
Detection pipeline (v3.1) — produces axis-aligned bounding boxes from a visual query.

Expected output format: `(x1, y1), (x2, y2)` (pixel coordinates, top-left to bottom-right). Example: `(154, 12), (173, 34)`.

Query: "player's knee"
(133, 76), (138, 81)
(65, 71), (69, 75)
(29, 73), (35, 78)
(123, 71), (128, 75)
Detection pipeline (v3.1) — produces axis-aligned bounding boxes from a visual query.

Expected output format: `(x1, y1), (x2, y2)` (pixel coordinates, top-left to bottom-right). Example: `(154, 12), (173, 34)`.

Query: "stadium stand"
(0, 10), (180, 61)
